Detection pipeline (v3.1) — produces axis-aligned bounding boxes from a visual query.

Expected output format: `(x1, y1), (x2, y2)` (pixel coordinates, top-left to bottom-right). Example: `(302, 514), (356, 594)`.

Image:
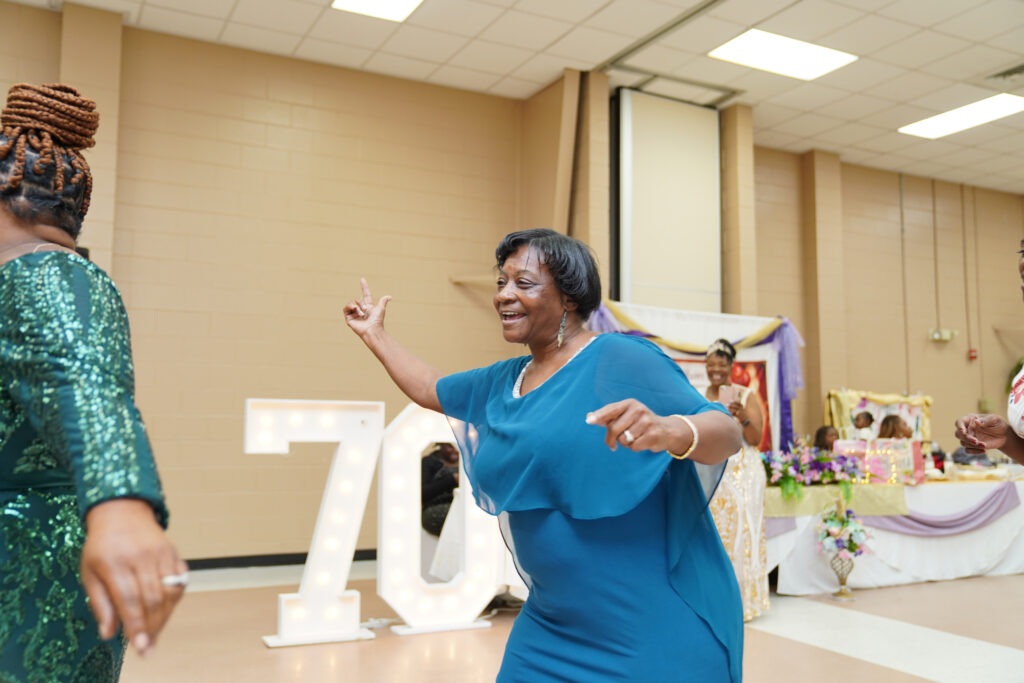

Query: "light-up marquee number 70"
(245, 399), (514, 647)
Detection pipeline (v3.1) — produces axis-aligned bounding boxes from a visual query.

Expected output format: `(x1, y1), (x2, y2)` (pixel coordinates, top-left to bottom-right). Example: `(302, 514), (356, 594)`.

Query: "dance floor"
(121, 564), (1024, 682)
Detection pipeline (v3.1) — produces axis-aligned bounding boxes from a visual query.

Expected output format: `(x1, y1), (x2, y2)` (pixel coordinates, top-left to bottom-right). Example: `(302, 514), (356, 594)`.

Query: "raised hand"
(80, 499), (187, 657)
(954, 413), (1010, 454)
(343, 278), (391, 339)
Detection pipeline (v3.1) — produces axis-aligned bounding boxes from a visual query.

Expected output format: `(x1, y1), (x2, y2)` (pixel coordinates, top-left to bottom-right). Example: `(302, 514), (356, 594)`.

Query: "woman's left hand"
(585, 399), (678, 452)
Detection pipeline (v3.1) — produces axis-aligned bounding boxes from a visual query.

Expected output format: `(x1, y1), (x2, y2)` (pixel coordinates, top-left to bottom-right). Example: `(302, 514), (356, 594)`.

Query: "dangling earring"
(557, 311), (567, 348)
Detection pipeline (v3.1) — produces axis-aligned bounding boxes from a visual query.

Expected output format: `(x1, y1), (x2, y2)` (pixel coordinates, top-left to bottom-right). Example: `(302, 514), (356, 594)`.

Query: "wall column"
(720, 104), (757, 315)
(801, 150), (847, 427)
(59, 3), (122, 273)
(570, 71), (610, 297)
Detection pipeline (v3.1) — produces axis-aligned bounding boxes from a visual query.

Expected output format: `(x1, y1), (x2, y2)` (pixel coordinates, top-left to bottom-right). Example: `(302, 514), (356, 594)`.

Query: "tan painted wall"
(755, 147), (1024, 447)
(114, 29), (522, 557)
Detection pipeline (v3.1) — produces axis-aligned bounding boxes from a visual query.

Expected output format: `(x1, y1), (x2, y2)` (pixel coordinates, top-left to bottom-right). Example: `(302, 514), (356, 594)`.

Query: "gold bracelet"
(668, 414), (698, 460)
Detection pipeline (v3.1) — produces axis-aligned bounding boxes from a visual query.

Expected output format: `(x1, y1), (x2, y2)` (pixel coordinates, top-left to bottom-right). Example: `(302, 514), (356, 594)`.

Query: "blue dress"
(437, 333), (743, 682)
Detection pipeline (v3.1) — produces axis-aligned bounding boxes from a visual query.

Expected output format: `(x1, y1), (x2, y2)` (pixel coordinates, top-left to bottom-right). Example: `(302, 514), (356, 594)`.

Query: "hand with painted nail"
(953, 413), (1010, 455)
(80, 499), (187, 657)
(586, 399), (679, 453)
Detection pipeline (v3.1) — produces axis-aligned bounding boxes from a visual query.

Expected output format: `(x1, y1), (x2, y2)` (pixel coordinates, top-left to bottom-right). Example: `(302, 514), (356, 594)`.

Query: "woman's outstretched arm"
(344, 278), (442, 412)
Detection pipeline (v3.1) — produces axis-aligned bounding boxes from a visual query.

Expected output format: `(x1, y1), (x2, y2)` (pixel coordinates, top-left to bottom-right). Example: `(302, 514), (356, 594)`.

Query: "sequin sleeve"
(0, 253), (167, 526)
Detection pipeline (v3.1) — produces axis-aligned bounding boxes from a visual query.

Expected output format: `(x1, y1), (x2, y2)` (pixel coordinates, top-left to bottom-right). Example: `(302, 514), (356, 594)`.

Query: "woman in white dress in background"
(704, 338), (770, 622)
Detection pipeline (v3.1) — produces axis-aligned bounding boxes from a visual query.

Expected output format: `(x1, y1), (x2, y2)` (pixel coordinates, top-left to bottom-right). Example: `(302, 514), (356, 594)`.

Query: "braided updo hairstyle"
(0, 83), (99, 239)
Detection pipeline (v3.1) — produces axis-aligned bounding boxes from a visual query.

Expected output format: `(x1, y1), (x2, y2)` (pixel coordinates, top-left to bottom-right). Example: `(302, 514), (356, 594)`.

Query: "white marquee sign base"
(245, 399), (523, 648)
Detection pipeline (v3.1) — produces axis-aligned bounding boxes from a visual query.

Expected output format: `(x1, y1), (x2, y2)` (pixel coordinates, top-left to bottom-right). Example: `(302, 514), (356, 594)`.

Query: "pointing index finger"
(359, 278), (372, 305)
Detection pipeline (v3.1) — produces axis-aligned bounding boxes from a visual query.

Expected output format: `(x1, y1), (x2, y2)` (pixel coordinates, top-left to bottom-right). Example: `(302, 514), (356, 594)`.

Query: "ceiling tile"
(808, 121), (887, 146)
(80, 0), (140, 23)
(137, 6), (224, 41)
(221, 22), (301, 56)
(363, 52), (438, 81)
(932, 0), (1024, 42)
(814, 58), (905, 92)
(660, 16), (746, 55)
(752, 102), (802, 128)
(231, 0), (322, 35)
(447, 39), (534, 74)
(839, 148), (879, 164)
(910, 83), (999, 112)
(918, 44), (1022, 82)
(941, 122), (1015, 147)
(976, 130), (1024, 153)
(894, 139), (964, 161)
(997, 111), (1024, 130)
(512, 53), (593, 83)
(513, 0), (608, 23)
(818, 14), (918, 55)
(770, 112), (845, 137)
(428, 65), (502, 91)
(764, 83), (851, 112)
(488, 76), (543, 98)
(727, 69), (804, 102)
(605, 68), (650, 89)
(757, 0), (866, 42)
(936, 146), (999, 167)
(307, 9), (398, 50)
(707, 0), (797, 26)
(641, 78), (721, 104)
(863, 71), (953, 104)
(900, 159), (955, 177)
(148, 0), (236, 19)
(752, 129), (803, 149)
(859, 103), (934, 129)
(988, 25), (1024, 57)
(407, 0), (505, 37)
(477, 0), (518, 6)
(855, 132), (920, 152)
(380, 25), (469, 63)
(831, 0), (899, 11)
(545, 25), (633, 64)
(814, 93), (893, 120)
(293, 38), (371, 69)
(672, 54), (749, 84)
(585, 0), (682, 38)
(877, 0), (987, 27)
(870, 31), (971, 70)
(622, 44), (692, 74)
(481, 10), (575, 51)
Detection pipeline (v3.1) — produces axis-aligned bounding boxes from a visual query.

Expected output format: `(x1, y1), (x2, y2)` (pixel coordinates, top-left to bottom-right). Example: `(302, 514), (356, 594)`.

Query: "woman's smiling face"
(494, 245), (566, 346)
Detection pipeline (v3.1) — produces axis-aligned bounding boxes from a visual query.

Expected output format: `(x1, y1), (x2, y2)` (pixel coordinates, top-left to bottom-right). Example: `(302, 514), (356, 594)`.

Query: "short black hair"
(495, 228), (602, 319)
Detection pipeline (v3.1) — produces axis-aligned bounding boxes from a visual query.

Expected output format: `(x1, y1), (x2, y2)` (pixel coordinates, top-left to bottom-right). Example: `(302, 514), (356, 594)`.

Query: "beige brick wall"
(115, 29), (520, 558)
(755, 148), (1024, 448)
(0, 4), (60, 91)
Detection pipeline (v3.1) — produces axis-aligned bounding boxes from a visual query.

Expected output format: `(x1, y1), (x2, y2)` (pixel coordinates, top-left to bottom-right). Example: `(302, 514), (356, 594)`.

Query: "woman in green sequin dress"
(0, 84), (185, 681)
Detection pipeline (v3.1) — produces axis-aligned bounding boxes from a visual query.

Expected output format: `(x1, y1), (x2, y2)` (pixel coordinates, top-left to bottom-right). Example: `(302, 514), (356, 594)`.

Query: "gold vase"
(829, 554), (855, 601)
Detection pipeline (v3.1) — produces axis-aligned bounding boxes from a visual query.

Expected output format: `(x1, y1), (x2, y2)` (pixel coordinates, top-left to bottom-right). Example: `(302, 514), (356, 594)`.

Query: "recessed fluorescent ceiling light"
(898, 93), (1024, 139)
(330, 0), (424, 22)
(708, 29), (857, 80)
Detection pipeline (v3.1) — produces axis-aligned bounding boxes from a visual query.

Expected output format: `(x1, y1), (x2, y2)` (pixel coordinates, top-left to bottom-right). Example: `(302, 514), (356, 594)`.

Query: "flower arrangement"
(816, 504), (870, 560)
(761, 440), (863, 501)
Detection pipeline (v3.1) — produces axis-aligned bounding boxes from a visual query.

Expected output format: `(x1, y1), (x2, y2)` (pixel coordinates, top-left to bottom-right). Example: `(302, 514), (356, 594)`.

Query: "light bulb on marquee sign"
(245, 399), (523, 647)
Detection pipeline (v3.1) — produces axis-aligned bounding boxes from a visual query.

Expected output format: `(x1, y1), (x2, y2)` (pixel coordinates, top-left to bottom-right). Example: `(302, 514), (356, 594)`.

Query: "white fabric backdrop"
(614, 302), (782, 452)
(768, 482), (1024, 595)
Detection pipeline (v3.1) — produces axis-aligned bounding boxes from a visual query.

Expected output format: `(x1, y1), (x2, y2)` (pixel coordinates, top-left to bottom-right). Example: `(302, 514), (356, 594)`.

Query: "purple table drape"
(765, 516), (797, 539)
(859, 481), (1020, 537)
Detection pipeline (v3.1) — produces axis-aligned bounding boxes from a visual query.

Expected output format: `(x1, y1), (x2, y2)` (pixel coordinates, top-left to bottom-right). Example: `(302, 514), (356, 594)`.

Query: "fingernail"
(585, 414), (595, 424)
(134, 633), (150, 654)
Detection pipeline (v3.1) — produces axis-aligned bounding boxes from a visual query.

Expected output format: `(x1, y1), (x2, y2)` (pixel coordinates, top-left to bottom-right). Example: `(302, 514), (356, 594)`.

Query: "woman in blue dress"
(345, 228), (744, 681)
(0, 83), (185, 681)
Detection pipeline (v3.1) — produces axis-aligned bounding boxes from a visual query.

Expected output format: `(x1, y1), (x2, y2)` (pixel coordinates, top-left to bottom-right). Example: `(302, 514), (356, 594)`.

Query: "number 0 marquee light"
(245, 399), (518, 647)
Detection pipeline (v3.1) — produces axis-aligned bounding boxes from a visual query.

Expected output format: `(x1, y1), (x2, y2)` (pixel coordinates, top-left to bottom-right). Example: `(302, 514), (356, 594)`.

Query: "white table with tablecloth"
(766, 481), (1024, 595)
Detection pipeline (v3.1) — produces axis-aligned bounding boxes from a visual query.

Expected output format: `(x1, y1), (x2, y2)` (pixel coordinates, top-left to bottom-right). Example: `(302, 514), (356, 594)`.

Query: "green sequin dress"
(0, 251), (168, 682)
